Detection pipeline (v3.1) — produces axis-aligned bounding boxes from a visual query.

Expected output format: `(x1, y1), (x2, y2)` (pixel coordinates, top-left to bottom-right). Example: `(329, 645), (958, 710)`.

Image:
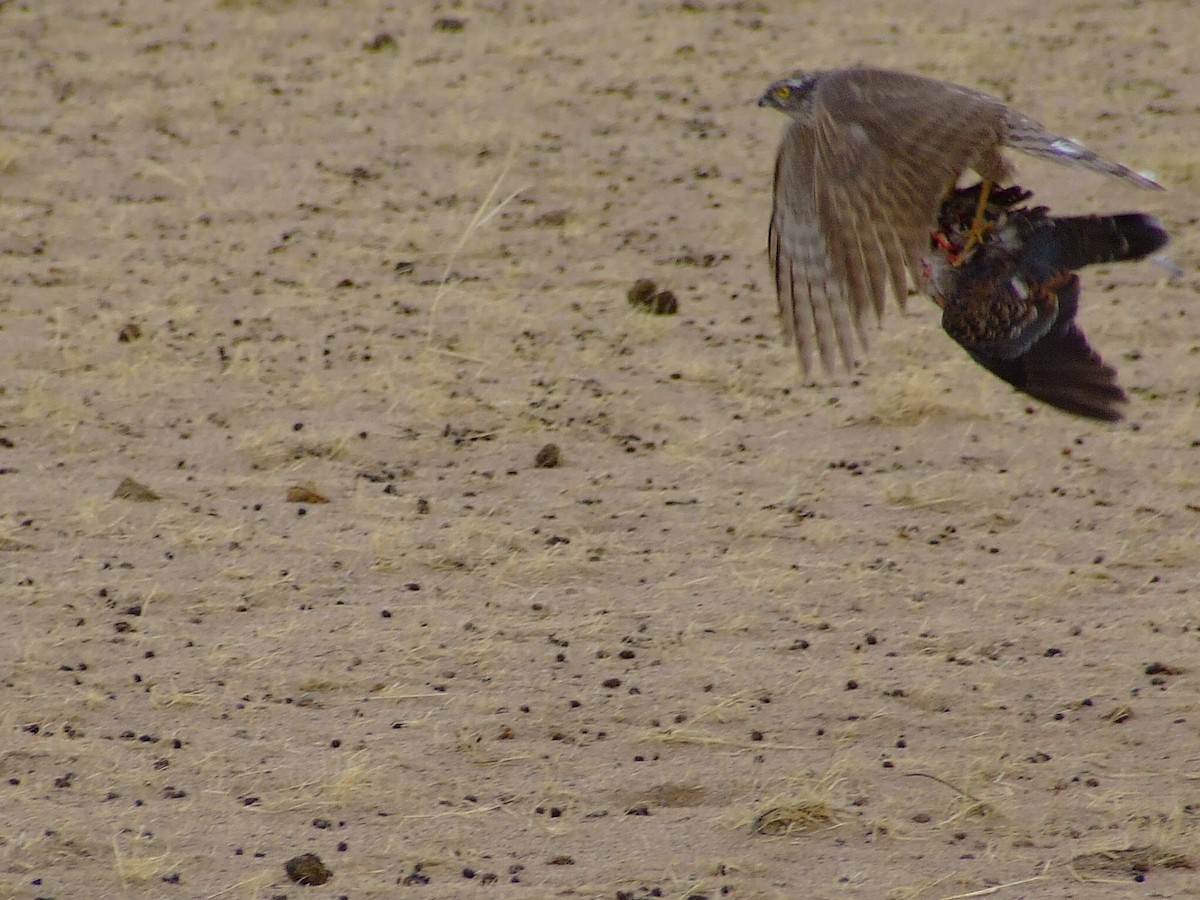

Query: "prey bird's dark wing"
(949, 273), (1128, 421)
(929, 185), (1169, 421)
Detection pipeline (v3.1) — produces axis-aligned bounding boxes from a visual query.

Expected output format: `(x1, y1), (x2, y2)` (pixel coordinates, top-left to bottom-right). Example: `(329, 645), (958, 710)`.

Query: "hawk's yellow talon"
(954, 180), (995, 265)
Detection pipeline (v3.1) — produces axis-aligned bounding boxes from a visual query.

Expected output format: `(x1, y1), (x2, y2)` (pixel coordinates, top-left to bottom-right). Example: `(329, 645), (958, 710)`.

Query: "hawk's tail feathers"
(1003, 113), (1164, 191)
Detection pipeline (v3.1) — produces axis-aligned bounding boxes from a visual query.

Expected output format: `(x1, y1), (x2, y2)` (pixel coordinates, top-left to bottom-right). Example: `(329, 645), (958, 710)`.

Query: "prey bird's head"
(757, 73), (821, 115)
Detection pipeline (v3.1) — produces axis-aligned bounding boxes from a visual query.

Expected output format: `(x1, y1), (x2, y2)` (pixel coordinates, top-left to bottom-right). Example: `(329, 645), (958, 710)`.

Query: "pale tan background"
(1, 1), (1198, 898)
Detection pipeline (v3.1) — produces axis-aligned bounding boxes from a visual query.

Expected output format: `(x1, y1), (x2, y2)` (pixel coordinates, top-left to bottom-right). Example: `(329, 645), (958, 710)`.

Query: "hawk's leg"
(954, 180), (995, 265)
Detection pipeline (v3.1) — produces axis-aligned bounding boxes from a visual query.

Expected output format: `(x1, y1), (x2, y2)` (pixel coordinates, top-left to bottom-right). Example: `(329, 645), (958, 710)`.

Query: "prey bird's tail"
(1023, 213), (1170, 276)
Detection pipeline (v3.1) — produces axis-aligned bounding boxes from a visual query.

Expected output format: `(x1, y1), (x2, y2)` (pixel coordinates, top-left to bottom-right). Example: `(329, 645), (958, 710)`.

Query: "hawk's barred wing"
(770, 69), (1009, 374)
(768, 118), (841, 376)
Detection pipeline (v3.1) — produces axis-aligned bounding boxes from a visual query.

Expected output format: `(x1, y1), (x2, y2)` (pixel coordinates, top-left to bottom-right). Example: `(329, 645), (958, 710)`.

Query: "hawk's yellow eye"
(775, 85), (791, 100)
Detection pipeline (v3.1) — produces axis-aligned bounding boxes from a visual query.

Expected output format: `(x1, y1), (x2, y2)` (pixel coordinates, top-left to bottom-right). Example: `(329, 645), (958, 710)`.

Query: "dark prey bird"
(922, 184), (1169, 421)
(758, 66), (1162, 377)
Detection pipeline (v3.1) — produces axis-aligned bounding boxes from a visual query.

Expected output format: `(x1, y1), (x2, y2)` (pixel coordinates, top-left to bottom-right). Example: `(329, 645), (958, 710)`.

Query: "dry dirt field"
(2, 1), (1199, 898)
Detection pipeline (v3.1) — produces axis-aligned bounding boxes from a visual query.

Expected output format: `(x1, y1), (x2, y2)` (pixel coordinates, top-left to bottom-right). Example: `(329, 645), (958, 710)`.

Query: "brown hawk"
(759, 66), (1162, 378)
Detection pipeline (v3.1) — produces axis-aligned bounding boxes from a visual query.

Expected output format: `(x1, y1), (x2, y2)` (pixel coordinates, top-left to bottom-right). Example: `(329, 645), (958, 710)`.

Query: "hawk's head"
(757, 73), (821, 115)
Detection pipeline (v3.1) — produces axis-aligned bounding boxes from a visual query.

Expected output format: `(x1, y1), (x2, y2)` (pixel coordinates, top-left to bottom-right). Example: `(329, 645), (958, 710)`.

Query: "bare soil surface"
(2, 1), (1198, 898)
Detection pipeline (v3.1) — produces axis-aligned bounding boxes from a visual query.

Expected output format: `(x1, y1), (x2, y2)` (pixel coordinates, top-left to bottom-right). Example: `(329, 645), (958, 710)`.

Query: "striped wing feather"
(770, 69), (1009, 374)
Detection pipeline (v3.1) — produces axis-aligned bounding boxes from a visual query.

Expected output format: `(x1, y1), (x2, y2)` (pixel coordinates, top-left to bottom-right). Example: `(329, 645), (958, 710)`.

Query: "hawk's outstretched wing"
(769, 70), (1008, 374)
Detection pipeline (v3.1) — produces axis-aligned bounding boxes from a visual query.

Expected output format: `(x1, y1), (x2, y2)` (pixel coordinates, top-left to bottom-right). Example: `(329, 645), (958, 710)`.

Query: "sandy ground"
(2, 1), (1199, 898)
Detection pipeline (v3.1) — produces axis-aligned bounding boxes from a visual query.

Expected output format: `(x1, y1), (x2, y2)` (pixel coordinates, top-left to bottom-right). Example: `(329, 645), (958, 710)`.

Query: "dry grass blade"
(425, 143), (527, 347)
(904, 771), (984, 806)
(1068, 845), (1194, 881)
(936, 863), (1051, 899)
(751, 800), (840, 835)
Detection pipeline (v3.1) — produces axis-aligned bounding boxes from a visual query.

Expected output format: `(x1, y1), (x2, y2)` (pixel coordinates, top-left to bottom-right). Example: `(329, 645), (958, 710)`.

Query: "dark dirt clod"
(534, 443), (561, 468)
(627, 278), (657, 308)
(284, 852), (332, 886)
(626, 278), (679, 315)
(1145, 662), (1184, 676)
(363, 32), (396, 52)
(648, 290), (678, 314)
